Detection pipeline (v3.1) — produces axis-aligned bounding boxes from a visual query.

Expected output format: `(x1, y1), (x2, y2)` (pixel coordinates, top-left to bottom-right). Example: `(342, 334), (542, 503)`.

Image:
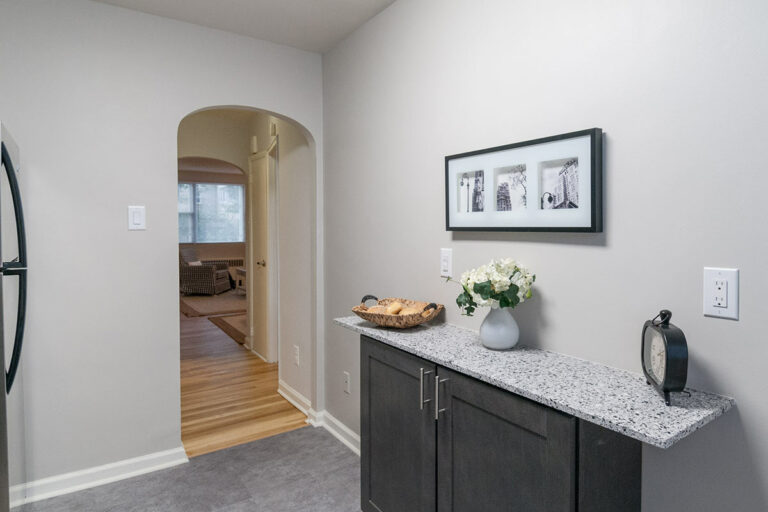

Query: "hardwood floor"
(180, 313), (307, 457)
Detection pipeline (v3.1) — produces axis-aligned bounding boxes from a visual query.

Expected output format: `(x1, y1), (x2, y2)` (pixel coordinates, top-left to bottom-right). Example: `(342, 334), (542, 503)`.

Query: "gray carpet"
(17, 427), (360, 512)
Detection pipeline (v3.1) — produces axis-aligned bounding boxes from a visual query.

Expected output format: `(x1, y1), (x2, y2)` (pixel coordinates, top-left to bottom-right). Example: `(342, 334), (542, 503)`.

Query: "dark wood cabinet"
(361, 336), (437, 512)
(436, 367), (575, 512)
(360, 335), (641, 512)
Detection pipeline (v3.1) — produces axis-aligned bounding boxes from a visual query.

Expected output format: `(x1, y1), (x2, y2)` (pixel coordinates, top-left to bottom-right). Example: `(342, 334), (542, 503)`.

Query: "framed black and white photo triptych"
(445, 128), (602, 232)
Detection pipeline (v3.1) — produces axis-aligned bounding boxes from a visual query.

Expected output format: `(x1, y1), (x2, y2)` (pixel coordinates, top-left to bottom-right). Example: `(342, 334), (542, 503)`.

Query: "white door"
(247, 141), (279, 363)
(248, 151), (269, 360)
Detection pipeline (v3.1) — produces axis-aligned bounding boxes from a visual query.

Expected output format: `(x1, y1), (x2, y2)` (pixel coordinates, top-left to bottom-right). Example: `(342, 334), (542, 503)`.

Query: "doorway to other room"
(176, 107), (317, 457)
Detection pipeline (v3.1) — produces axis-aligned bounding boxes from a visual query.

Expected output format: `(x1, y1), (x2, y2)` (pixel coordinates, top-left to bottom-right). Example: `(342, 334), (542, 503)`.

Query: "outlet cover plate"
(703, 267), (739, 320)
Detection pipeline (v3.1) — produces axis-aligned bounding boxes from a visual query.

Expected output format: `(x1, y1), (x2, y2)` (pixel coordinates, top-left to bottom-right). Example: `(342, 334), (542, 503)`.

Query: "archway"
(176, 106), (318, 456)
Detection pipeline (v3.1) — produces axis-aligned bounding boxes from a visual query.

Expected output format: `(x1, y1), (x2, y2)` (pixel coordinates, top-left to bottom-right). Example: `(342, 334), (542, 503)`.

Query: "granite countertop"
(335, 316), (735, 449)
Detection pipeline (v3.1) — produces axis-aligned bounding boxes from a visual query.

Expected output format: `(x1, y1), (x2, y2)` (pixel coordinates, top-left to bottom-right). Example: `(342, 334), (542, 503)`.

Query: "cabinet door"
(361, 336), (437, 512)
(436, 367), (576, 512)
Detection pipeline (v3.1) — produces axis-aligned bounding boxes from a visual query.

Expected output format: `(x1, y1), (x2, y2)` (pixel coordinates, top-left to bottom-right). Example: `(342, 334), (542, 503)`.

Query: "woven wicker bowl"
(352, 295), (443, 328)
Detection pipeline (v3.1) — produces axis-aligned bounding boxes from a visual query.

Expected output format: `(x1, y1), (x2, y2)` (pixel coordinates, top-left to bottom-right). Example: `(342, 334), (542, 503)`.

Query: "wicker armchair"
(179, 250), (232, 296)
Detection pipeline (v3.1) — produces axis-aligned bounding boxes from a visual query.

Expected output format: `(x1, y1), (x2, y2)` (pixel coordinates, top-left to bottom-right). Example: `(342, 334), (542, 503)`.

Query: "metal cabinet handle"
(419, 367), (432, 410)
(419, 368), (424, 409)
(434, 375), (449, 420)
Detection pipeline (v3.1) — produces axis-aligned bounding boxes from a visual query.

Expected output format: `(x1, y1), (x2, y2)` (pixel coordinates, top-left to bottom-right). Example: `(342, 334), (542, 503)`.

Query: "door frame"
(245, 136), (280, 363)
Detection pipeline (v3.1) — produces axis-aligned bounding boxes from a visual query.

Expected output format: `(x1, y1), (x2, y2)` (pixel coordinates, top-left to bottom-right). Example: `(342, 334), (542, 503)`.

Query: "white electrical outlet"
(704, 268), (739, 320)
(440, 248), (453, 278)
(293, 345), (300, 367)
(713, 279), (728, 308)
(343, 371), (351, 395)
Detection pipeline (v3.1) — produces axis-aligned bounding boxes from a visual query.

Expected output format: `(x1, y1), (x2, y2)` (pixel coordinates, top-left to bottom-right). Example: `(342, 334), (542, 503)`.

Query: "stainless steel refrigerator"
(0, 121), (28, 512)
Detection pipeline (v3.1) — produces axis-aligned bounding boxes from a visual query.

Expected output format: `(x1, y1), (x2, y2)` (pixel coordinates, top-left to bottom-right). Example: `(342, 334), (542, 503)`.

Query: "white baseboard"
(10, 447), (188, 507)
(242, 336), (268, 362)
(9, 483), (25, 508)
(275, 381), (359, 456)
(305, 407), (321, 426)
(277, 379), (312, 418)
(313, 410), (360, 456)
(250, 348), (269, 362)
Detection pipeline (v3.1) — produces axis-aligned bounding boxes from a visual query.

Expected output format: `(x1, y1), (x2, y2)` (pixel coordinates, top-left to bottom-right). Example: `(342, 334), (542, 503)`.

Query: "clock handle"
(652, 309), (672, 326)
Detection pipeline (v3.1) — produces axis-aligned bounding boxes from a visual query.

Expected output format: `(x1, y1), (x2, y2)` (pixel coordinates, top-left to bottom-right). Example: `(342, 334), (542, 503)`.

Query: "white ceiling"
(93, 0), (395, 53)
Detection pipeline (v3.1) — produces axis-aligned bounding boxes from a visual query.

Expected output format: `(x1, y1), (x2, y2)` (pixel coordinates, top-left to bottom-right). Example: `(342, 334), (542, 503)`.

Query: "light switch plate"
(440, 248), (453, 278)
(703, 267), (739, 320)
(128, 205), (146, 230)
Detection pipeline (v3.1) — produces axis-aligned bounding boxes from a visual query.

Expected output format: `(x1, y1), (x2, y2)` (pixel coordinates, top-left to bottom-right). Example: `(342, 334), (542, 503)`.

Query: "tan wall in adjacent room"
(178, 109), (263, 173)
(177, 169), (245, 185)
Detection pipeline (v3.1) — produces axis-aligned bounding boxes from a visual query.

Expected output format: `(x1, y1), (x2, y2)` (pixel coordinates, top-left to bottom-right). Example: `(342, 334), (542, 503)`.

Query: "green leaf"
(498, 284), (520, 309)
(456, 288), (477, 317)
(473, 281), (493, 300)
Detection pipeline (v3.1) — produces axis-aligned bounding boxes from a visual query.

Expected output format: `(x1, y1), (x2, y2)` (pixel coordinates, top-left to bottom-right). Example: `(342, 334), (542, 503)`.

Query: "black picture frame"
(445, 128), (603, 232)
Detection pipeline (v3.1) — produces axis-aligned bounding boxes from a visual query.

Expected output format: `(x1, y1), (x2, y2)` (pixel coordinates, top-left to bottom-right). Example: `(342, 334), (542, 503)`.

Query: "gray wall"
(322, 0), (768, 510)
(0, 0), (322, 482)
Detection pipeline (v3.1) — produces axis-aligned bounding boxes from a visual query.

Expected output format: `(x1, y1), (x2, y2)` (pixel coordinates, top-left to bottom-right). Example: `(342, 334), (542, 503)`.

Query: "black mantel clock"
(641, 310), (689, 406)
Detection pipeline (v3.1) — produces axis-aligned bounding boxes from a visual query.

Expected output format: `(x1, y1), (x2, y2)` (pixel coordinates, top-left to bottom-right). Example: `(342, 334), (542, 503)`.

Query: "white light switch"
(440, 248), (453, 278)
(704, 267), (739, 320)
(128, 205), (146, 230)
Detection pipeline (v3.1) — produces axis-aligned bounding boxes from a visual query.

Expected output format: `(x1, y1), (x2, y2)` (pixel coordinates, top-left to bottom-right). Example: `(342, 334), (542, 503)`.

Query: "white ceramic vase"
(479, 306), (520, 350)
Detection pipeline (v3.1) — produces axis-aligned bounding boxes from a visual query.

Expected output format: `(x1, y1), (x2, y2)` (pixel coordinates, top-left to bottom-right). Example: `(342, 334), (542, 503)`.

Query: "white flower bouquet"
(453, 258), (535, 316)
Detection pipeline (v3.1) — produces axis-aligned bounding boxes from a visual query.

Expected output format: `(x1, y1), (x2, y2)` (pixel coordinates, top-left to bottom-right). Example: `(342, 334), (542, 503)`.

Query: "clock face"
(644, 328), (667, 384)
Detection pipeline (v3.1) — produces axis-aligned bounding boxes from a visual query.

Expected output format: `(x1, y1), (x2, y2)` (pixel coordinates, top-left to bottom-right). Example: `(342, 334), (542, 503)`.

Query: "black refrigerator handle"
(1, 141), (28, 394)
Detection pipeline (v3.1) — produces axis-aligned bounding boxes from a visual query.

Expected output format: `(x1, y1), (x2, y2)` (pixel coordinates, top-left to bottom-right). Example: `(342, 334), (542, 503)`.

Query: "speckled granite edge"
(334, 316), (735, 449)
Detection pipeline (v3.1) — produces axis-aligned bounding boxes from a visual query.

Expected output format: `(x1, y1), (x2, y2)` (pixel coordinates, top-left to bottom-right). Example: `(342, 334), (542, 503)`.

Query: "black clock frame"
(641, 310), (688, 406)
